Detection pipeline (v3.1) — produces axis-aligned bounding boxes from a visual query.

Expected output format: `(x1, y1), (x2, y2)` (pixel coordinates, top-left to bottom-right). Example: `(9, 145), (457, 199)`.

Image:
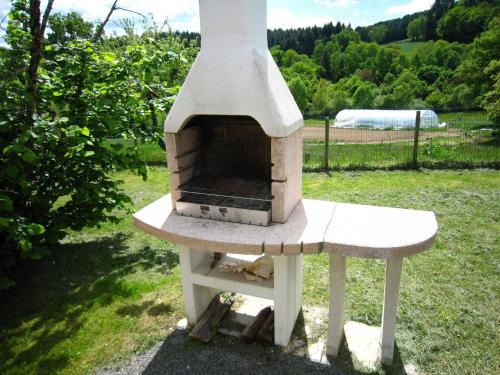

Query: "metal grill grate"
(179, 174), (272, 203)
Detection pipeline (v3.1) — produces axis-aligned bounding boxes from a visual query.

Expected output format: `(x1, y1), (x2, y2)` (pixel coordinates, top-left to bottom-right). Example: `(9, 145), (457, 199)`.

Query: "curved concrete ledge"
(133, 195), (437, 259)
(133, 194), (335, 256)
(323, 203), (438, 259)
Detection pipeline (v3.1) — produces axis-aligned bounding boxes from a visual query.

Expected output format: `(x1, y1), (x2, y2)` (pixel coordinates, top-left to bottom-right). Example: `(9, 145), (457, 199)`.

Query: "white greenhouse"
(334, 109), (440, 129)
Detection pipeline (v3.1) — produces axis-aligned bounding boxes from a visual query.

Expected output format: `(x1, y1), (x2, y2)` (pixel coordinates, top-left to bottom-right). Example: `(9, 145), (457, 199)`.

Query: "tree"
(482, 60), (500, 124)
(288, 76), (309, 112)
(426, 89), (449, 110)
(455, 16), (500, 107)
(426, 0), (455, 40)
(48, 12), (94, 45)
(407, 16), (427, 41)
(368, 25), (388, 44)
(436, 2), (499, 43)
(334, 29), (361, 51)
(353, 82), (376, 108)
(328, 87), (351, 116)
(0, 1), (193, 288)
(312, 79), (333, 115)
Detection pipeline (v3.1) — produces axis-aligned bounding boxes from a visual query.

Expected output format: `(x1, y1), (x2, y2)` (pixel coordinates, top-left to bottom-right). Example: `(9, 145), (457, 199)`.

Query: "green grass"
(438, 111), (496, 130)
(304, 136), (500, 170)
(1, 168), (499, 375)
(305, 118), (328, 126)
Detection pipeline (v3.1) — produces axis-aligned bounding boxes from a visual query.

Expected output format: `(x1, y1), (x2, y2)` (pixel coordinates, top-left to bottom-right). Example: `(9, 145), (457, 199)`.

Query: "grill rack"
(179, 174), (272, 203)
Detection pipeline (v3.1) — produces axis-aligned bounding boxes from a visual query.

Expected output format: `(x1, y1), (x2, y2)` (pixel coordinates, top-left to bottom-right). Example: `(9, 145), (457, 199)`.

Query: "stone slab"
(323, 203), (438, 259)
(271, 129), (302, 182)
(343, 321), (382, 372)
(133, 194), (335, 255)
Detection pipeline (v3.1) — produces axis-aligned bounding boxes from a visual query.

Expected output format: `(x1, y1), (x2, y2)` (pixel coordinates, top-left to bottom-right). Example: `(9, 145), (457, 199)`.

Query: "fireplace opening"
(174, 115), (272, 225)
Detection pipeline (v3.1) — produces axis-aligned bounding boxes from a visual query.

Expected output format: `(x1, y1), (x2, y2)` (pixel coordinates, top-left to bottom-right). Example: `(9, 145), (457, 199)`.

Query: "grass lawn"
(386, 40), (424, 54)
(1, 168), (499, 375)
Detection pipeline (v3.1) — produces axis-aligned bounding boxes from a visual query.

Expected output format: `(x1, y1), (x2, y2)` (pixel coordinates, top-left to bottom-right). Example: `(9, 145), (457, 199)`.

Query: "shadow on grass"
(0, 233), (179, 375)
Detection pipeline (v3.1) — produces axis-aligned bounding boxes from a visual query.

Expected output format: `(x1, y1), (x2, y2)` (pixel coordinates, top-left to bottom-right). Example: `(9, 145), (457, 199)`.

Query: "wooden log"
(189, 294), (234, 343)
(256, 310), (275, 345)
(241, 306), (272, 343)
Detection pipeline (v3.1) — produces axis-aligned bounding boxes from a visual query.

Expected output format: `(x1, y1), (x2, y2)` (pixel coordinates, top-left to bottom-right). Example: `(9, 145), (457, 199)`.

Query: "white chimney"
(164, 0), (304, 138)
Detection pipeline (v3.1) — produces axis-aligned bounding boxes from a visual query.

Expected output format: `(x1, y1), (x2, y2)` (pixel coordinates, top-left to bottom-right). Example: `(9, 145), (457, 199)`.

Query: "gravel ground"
(95, 329), (346, 375)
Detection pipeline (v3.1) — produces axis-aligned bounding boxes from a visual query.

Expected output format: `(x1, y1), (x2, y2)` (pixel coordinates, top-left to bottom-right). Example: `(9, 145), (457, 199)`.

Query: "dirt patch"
(304, 127), (464, 144)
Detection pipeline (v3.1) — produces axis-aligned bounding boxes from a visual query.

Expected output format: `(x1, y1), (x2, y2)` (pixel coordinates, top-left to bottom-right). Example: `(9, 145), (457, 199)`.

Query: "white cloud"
(41, 0), (200, 31)
(268, 8), (334, 29)
(386, 0), (434, 15)
(313, 0), (359, 9)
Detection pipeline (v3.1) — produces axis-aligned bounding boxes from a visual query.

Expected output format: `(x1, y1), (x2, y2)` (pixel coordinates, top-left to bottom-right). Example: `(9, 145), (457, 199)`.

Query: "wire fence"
(302, 111), (500, 171)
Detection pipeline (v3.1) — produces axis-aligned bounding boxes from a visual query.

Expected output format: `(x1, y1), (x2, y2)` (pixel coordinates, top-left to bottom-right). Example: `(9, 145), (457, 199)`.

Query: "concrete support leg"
(273, 254), (303, 346)
(326, 254), (346, 356)
(380, 257), (404, 365)
(178, 246), (218, 325)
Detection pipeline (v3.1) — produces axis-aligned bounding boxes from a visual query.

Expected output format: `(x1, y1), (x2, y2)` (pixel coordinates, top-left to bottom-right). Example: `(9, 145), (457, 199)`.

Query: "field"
(386, 40), (425, 54)
(0, 168), (499, 375)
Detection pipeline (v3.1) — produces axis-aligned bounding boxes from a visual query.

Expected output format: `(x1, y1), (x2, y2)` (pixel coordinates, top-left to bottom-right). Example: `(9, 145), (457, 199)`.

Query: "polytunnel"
(334, 110), (440, 129)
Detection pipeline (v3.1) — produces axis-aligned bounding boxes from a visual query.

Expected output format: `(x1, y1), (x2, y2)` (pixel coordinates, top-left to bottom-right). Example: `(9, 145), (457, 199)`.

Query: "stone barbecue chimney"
(165, 0), (304, 226)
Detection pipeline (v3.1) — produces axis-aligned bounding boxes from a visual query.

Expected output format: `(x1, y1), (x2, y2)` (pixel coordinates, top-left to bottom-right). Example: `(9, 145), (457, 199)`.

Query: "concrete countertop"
(133, 194), (437, 258)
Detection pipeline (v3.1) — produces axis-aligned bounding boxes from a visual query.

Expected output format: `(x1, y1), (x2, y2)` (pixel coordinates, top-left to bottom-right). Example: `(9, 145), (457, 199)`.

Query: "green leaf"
(5, 165), (19, 178)
(21, 150), (38, 164)
(0, 196), (13, 211)
(19, 239), (32, 252)
(53, 91), (63, 97)
(103, 52), (117, 62)
(45, 45), (53, 51)
(81, 127), (90, 137)
(27, 224), (45, 236)
(0, 217), (10, 227)
(84, 151), (95, 157)
(3, 144), (24, 156)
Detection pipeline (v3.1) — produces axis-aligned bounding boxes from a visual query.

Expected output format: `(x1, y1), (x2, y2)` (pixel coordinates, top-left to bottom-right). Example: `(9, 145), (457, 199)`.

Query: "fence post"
(413, 110), (421, 168)
(324, 116), (330, 170)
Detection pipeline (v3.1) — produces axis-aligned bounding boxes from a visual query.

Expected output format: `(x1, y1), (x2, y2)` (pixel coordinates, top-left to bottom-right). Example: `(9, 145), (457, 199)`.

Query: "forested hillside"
(266, 0), (499, 117)
(171, 0), (499, 117)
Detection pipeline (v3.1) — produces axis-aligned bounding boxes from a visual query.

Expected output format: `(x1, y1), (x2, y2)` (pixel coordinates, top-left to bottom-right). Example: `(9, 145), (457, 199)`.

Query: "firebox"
(165, 0), (304, 226)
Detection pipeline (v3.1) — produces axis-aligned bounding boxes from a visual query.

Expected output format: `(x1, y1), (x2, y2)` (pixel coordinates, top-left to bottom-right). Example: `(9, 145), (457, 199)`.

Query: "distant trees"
(269, 10), (498, 116)
(48, 12), (94, 45)
(288, 77), (309, 112)
(436, 1), (499, 43)
(425, 0), (456, 40)
(353, 82), (376, 108)
(407, 16), (427, 41)
(368, 25), (388, 44)
(482, 60), (500, 124)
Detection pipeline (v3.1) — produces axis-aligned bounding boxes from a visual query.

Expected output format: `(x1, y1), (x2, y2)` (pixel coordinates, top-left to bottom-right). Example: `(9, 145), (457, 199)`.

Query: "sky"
(0, 0), (434, 44)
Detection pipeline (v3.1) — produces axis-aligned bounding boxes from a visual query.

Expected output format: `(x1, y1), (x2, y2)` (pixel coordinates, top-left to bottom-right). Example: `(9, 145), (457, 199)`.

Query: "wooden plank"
(241, 306), (272, 343)
(189, 294), (234, 343)
(256, 310), (274, 345)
